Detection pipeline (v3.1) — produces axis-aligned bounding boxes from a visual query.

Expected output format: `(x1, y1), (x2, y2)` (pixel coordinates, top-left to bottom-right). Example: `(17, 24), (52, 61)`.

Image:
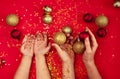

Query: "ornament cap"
(113, 1), (120, 7)
(43, 6), (52, 13)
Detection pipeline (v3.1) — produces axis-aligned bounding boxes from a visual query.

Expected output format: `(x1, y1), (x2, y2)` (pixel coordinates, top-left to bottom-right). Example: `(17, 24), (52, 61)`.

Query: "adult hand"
(83, 28), (98, 64)
(20, 34), (35, 57)
(52, 44), (74, 63)
(34, 32), (51, 56)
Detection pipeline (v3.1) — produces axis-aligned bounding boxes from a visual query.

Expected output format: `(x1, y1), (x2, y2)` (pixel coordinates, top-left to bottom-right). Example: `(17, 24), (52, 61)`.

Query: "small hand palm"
(20, 35), (34, 57)
(34, 33), (51, 55)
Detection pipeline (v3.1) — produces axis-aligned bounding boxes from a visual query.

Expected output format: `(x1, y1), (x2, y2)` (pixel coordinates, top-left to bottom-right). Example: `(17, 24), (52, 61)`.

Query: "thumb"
(52, 43), (63, 54)
(44, 43), (51, 54)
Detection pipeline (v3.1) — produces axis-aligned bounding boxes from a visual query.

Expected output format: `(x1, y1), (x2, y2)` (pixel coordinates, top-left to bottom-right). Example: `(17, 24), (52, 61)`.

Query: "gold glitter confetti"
(34, 11), (39, 17)
(0, 52), (8, 58)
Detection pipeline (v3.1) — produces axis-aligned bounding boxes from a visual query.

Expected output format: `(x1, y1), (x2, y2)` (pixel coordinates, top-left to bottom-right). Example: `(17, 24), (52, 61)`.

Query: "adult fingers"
(35, 32), (43, 41)
(30, 35), (35, 44)
(86, 27), (98, 52)
(84, 37), (91, 53)
(52, 43), (63, 56)
(44, 43), (51, 54)
(22, 34), (30, 44)
(43, 32), (47, 43)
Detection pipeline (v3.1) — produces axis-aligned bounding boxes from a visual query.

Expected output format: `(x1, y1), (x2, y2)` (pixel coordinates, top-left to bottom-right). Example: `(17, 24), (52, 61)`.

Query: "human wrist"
(22, 55), (33, 60)
(62, 57), (74, 64)
(34, 51), (46, 57)
(62, 60), (74, 65)
(83, 60), (95, 68)
(22, 52), (33, 58)
(35, 54), (45, 60)
(83, 57), (94, 64)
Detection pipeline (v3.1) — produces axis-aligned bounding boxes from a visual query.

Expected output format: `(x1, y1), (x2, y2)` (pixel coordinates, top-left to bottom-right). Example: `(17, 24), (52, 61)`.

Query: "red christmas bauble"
(97, 28), (107, 37)
(79, 31), (89, 40)
(10, 29), (21, 40)
(83, 13), (94, 22)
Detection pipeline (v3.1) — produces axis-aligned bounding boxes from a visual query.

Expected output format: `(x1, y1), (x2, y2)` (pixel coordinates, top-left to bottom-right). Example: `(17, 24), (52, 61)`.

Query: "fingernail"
(51, 43), (54, 46)
(77, 38), (80, 42)
(85, 37), (89, 41)
(32, 35), (35, 38)
(36, 31), (39, 34)
(43, 32), (47, 35)
(36, 31), (40, 34)
(85, 27), (89, 32)
(31, 34), (34, 36)
(27, 33), (30, 36)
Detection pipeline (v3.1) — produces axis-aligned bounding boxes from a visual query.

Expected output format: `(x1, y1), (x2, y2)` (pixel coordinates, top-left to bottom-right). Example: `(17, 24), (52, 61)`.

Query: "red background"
(0, 0), (120, 79)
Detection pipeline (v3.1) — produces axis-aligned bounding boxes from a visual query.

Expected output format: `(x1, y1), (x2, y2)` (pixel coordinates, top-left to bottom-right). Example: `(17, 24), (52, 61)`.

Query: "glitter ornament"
(113, 0), (120, 7)
(6, 14), (19, 26)
(43, 6), (52, 14)
(73, 41), (85, 54)
(43, 14), (53, 24)
(83, 13), (94, 22)
(62, 26), (72, 34)
(97, 28), (107, 37)
(79, 31), (89, 40)
(53, 32), (66, 45)
(95, 15), (108, 27)
(10, 29), (21, 40)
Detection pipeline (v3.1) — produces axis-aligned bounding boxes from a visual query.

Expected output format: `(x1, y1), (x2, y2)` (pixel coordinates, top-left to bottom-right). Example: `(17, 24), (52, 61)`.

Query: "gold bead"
(62, 26), (72, 34)
(73, 41), (85, 53)
(43, 14), (53, 24)
(53, 32), (66, 45)
(6, 14), (19, 26)
(95, 15), (108, 27)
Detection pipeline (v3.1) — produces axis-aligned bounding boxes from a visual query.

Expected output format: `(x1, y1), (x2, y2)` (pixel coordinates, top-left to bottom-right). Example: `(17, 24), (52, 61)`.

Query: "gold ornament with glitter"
(95, 15), (108, 27)
(43, 14), (53, 24)
(43, 6), (53, 24)
(62, 26), (72, 34)
(6, 14), (19, 26)
(73, 40), (85, 54)
(53, 32), (66, 45)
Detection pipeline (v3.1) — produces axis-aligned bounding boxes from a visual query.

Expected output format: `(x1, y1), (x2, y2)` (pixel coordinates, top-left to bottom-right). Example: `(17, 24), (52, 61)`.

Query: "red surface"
(0, 0), (120, 79)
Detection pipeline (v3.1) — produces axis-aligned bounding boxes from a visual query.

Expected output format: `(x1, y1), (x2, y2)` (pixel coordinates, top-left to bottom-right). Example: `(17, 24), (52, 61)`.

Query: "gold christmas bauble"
(73, 41), (85, 54)
(95, 15), (108, 27)
(43, 14), (52, 24)
(6, 14), (19, 26)
(62, 26), (72, 34)
(53, 32), (66, 45)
